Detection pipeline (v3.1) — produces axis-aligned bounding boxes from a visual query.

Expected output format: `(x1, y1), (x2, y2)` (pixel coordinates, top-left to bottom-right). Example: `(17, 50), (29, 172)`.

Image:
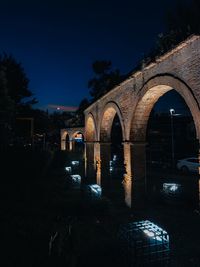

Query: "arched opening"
(100, 103), (125, 142)
(130, 78), (200, 142)
(130, 80), (200, 208)
(72, 131), (84, 152)
(85, 115), (96, 142)
(100, 104), (125, 206)
(85, 115), (97, 180)
(146, 90), (198, 168)
(61, 130), (69, 151)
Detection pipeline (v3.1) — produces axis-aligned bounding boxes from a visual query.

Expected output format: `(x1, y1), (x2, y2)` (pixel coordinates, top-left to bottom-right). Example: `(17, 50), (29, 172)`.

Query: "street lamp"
(169, 109), (175, 168)
(169, 109), (182, 167)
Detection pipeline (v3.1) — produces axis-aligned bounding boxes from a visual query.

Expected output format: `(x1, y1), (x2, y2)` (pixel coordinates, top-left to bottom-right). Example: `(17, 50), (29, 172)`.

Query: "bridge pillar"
(99, 142), (112, 193)
(198, 144), (200, 209)
(94, 142), (101, 185)
(94, 142), (101, 167)
(122, 141), (147, 208)
(84, 142), (96, 183)
(131, 141), (147, 181)
(123, 142), (132, 208)
(61, 139), (66, 151)
(69, 139), (73, 151)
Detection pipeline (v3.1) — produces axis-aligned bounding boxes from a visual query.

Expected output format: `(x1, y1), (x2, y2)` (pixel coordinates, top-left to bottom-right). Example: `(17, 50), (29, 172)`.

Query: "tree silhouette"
(88, 60), (124, 101)
(0, 53), (37, 149)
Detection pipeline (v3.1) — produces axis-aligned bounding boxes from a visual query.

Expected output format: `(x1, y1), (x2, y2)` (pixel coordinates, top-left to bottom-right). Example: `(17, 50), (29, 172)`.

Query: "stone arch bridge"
(60, 36), (200, 207)
(61, 127), (84, 151)
(83, 35), (200, 207)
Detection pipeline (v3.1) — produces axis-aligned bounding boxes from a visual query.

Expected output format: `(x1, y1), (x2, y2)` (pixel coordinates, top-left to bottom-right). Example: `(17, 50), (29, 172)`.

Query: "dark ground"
(1, 148), (200, 267)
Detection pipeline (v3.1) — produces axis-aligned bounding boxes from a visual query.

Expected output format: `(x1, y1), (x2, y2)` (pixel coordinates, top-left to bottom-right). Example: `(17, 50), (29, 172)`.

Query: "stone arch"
(72, 130), (84, 141)
(60, 129), (69, 150)
(99, 101), (125, 142)
(129, 75), (200, 142)
(85, 113), (97, 142)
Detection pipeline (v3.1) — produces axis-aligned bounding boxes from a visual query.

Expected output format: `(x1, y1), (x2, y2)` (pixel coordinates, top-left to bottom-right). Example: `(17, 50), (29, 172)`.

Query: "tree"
(0, 53), (37, 149)
(136, 1), (200, 68)
(88, 60), (124, 101)
(0, 53), (37, 112)
(76, 98), (90, 125)
(154, 0), (200, 58)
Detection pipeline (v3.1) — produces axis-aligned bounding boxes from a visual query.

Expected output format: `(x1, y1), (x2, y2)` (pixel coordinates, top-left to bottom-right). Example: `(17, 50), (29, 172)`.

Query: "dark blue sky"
(0, 0), (177, 111)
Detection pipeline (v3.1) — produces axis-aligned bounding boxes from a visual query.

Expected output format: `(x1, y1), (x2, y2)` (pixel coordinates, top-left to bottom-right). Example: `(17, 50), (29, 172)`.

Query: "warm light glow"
(123, 143), (132, 208)
(130, 85), (172, 141)
(100, 107), (117, 142)
(85, 116), (96, 141)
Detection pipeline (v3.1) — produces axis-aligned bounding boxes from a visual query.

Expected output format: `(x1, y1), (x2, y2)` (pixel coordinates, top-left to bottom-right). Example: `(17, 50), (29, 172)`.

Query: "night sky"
(0, 0), (179, 112)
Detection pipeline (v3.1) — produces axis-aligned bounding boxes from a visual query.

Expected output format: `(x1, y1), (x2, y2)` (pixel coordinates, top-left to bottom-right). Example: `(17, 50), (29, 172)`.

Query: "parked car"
(176, 157), (200, 173)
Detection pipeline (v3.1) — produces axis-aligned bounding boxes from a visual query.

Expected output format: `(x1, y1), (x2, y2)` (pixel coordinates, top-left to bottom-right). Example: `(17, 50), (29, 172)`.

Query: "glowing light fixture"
(118, 221), (169, 264)
(87, 184), (102, 197)
(70, 174), (81, 183)
(163, 183), (181, 193)
(65, 166), (72, 172)
(71, 160), (79, 166)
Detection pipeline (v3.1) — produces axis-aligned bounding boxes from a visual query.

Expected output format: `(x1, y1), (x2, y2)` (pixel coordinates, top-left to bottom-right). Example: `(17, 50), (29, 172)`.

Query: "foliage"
(142, 0), (200, 65)
(0, 53), (37, 112)
(88, 60), (125, 102)
(75, 0), (200, 126)
(0, 53), (37, 149)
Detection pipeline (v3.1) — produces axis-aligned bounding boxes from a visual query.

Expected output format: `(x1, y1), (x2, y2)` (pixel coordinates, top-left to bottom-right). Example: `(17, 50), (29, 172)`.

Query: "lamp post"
(169, 109), (175, 168)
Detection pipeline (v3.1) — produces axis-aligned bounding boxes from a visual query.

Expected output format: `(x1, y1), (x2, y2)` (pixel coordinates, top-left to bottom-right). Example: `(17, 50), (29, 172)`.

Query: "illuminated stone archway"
(60, 129), (69, 150)
(72, 131), (84, 141)
(85, 113), (97, 142)
(99, 102), (125, 142)
(129, 75), (200, 142)
(60, 127), (85, 150)
(84, 35), (200, 206)
(85, 36), (200, 147)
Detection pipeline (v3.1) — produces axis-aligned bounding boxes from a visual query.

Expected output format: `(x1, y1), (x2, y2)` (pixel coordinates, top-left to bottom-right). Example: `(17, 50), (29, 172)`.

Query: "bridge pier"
(84, 142), (96, 183)
(69, 139), (73, 151)
(61, 139), (66, 151)
(130, 142), (147, 181)
(123, 142), (132, 207)
(99, 142), (112, 194)
(123, 142), (147, 208)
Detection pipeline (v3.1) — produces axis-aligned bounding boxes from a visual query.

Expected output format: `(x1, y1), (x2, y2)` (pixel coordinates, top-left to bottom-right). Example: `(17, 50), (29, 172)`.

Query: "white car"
(177, 157), (200, 173)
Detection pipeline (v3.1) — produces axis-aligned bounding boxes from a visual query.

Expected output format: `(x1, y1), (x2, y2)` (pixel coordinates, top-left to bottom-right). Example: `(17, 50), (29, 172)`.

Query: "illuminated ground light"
(163, 183), (181, 194)
(86, 184), (102, 198)
(109, 160), (113, 172)
(71, 160), (79, 166)
(118, 220), (170, 265)
(65, 166), (72, 173)
(70, 174), (81, 183)
(113, 154), (117, 161)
